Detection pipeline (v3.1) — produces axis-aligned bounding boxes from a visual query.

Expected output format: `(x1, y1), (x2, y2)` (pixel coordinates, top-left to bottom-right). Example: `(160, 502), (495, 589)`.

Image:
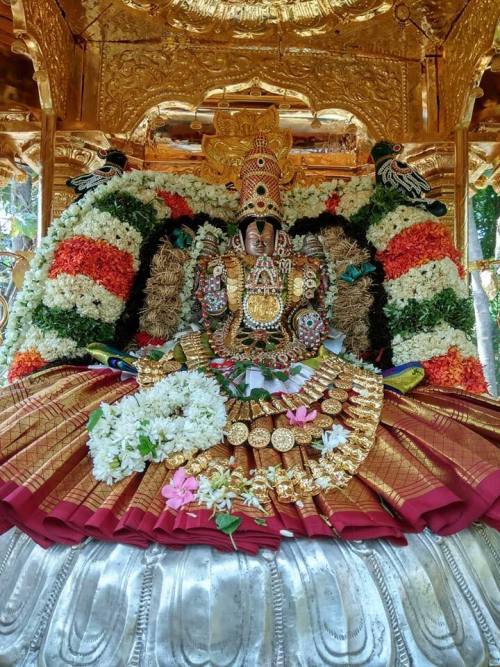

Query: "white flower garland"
(88, 370), (227, 484)
(392, 322), (477, 365)
(282, 180), (340, 227)
(384, 258), (468, 309)
(19, 324), (84, 360)
(73, 211), (143, 270)
(366, 205), (433, 251)
(43, 274), (124, 324)
(336, 176), (373, 219)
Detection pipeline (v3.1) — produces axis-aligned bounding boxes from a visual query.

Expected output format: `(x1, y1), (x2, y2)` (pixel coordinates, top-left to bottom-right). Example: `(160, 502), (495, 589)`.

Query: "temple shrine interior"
(0, 2), (498, 666)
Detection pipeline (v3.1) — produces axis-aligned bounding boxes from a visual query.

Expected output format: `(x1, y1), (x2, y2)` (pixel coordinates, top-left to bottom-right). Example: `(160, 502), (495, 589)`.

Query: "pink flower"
(161, 468), (198, 510)
(286, 405), (317, 427)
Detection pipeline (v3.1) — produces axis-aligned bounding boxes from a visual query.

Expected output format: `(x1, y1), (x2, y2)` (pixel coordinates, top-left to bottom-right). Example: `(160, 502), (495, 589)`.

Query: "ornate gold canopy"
(118, 0), (393, 39)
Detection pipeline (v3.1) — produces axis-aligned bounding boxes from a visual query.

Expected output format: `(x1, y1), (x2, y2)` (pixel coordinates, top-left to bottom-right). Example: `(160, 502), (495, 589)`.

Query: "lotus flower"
(161, 468), (198, 510)
(286, 405), (317, 427)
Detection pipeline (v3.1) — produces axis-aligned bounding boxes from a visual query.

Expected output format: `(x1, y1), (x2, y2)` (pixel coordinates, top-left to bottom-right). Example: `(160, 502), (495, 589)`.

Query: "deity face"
(244, 220), (275, 256)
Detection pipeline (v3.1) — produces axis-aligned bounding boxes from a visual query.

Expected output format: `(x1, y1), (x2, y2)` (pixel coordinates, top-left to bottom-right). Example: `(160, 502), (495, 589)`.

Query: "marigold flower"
(8, 349), (46, 383)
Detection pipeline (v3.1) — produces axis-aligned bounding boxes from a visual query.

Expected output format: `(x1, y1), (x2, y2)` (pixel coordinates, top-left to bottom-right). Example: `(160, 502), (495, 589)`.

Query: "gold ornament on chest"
(243, 256), (285, 330)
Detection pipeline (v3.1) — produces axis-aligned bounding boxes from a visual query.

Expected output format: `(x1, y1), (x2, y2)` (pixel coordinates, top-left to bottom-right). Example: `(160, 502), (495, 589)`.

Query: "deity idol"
(0, 134), (498, 553)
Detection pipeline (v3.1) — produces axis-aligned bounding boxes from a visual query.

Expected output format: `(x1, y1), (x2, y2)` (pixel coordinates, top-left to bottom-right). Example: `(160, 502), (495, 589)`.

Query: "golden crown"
(238, 133), (283, 224)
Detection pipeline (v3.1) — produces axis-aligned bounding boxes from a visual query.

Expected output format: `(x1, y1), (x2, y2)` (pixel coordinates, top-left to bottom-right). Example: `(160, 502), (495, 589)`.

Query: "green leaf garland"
(32, 303), (115, 348)
(94, 191), (158, 239)
(384, 288), (475, 338)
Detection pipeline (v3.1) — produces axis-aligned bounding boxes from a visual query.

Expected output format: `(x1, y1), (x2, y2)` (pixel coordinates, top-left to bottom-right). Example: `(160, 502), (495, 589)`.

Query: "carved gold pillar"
(38, 111), (56, 245)
(52, 140), (102, 218)
(454, 126), (469, 268)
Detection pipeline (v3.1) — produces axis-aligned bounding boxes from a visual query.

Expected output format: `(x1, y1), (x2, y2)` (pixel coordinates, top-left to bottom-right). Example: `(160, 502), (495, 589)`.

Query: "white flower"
(196, 475), (237, 511)
(87, 370), (227, 484)
(320, 425), (351, 452)
(241, 491), (265, 512)
(367, 205), (433, 251)
(19, 324), (84, 360)
(392, 323), (477, 365)
(43, 275), (124, 323)
(384, 258), (468, 309)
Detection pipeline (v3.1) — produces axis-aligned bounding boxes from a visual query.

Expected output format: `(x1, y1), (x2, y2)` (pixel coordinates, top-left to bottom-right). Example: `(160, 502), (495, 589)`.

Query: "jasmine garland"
(87, 370), (227, 484)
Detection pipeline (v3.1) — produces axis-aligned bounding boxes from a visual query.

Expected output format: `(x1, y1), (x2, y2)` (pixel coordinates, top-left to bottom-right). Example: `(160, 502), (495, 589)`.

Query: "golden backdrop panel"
(11, 0), (74, 117)
(97, 42), (413, 138)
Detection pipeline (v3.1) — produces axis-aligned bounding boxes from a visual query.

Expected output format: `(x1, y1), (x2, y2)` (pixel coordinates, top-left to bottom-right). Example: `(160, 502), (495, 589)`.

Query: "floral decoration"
(156, 190), (193, 219)
(1, 166), (485, 394)
(161, 468), (199, 510)
(87, 370), (227, 484)
(286, 405), (317, 427)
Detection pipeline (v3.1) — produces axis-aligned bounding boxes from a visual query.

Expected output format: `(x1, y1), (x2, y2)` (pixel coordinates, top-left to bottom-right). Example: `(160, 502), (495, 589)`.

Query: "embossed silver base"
(0, 526), (498, 666)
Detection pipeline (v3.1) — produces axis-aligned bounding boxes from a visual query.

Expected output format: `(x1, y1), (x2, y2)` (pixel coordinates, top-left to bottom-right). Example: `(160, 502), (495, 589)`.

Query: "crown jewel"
(237, 132), (282, 224)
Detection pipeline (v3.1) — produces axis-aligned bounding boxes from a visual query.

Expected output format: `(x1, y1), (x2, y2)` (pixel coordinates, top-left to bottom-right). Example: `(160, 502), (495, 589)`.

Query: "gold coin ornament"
(271, 428), (295, 452)
(304, 423), (323, 438)
(333, 379), (352, 390)
(328, 388), (349, 401)
(313, 414), (334, 429)
(248, 427), (271, 449)
(226, 422), (249, 446)
(293, 428), (313, 445)
(321, 398), (343, 415)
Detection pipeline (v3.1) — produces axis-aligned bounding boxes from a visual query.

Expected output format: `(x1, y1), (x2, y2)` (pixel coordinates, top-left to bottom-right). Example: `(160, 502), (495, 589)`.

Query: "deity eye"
(257, 158), (265, 167)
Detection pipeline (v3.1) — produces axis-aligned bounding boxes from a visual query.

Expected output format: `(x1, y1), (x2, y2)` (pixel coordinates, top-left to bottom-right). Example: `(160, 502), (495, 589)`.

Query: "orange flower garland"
(423, 347), (487, 394)
(376, 222), (464, 281)
(49, 236), (135, 300)
(8, 349), (46, 383)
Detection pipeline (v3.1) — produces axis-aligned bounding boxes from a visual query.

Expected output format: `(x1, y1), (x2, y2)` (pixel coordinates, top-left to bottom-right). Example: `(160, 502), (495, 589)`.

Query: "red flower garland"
(8, 349), (46, 383)
(423, 346), (487, 394)
(49, 236), (135, 300)
(376, 221), (464, 280)
(325, 192), (340, 215)
(156, 191), (193, 219)
(135, 331), (166, 348)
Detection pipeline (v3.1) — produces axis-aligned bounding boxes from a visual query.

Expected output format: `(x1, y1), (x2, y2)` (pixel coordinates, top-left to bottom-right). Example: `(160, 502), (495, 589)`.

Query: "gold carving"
(98, 42), (407, 139)
(117, 0), (392, 40)
(441, 0), (499, 130)
(11, 0), (74, 117)
(201, 107), (300, 187)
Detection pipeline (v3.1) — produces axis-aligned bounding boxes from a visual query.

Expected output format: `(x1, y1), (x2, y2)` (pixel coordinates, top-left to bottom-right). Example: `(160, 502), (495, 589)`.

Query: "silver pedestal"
(0, 526), (498, 666)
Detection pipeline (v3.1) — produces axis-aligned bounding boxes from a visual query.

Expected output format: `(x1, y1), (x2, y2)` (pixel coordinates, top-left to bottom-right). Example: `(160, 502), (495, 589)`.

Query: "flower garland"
(87, 370), (227, 484)
(384, 258), (468, 309)
(1, 174), (237, 381)
(1, 166), (485, 394)
(362, 192), (486, 392)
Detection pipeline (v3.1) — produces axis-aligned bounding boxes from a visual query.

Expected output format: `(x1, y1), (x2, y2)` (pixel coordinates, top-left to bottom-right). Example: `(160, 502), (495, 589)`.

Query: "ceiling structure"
(1, 0), (496, 138)
(0, 0), (498, 229)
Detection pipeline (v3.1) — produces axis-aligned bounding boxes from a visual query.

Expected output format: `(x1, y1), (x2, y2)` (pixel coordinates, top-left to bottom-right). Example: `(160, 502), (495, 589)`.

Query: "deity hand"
(292, 308), (326, 349)
(202, 261), (228, 317)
